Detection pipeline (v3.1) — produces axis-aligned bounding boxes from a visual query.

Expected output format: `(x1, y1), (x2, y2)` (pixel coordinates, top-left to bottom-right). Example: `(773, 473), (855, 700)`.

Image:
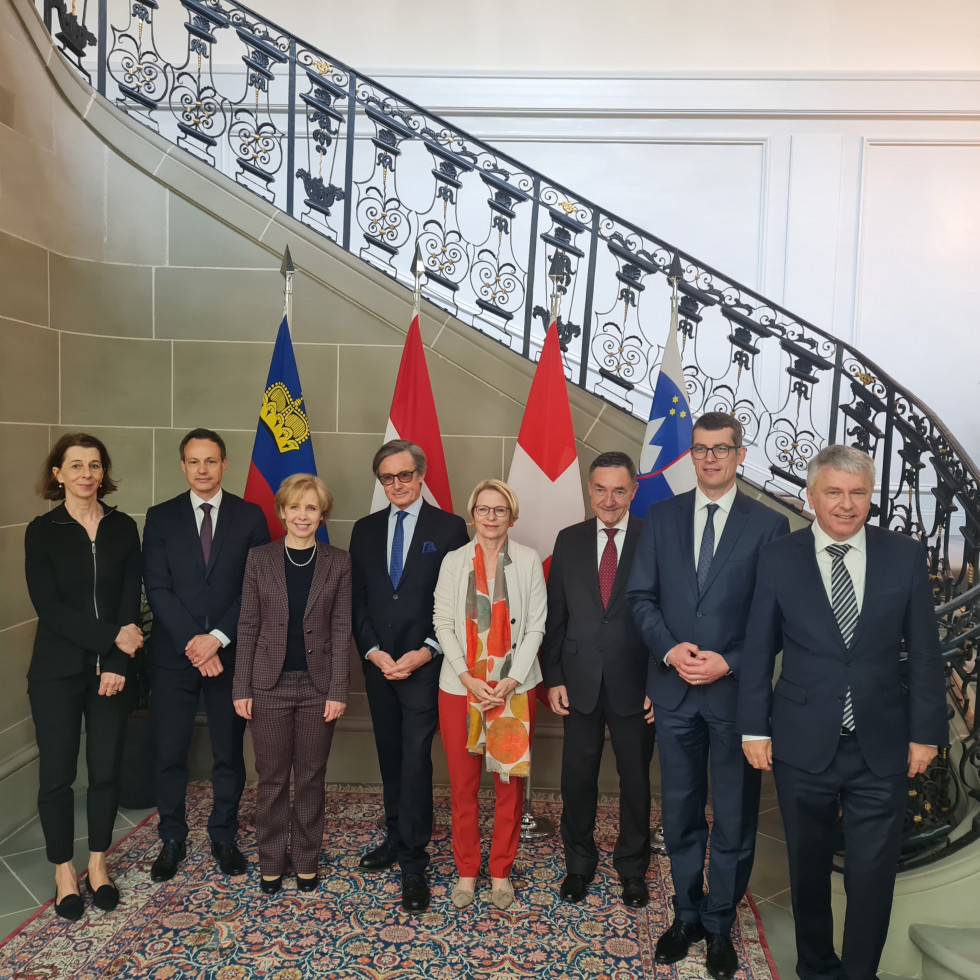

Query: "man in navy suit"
(627, 412), (789, 980)
(543, 451), (655, 908)
(143, 428), (269, 881)
(349, 439), (468, 912)
(738, 444), (947, 980)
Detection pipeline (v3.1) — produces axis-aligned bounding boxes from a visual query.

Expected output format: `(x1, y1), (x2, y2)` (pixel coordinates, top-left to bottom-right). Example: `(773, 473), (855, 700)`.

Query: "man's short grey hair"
(372, 439), (427, 477)
(806, 445), (876, 489)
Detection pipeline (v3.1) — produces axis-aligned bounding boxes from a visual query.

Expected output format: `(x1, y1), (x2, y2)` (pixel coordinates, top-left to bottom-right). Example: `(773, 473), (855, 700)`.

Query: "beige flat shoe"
(450, 883), (475, 908)
(490, 878), (514, 910)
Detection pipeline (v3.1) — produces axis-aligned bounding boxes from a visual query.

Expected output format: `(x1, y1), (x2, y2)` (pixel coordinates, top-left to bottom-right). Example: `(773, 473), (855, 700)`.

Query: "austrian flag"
(506, 322), (584, 576)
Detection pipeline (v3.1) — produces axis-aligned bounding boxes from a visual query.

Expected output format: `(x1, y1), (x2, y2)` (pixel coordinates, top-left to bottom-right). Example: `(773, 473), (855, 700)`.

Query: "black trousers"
(28, 668), (129, 864)
(560, 683), (655, 879)
(774, 736), (907, 980)
(151, 664), (246, 843)
(363, 662), (439, 874)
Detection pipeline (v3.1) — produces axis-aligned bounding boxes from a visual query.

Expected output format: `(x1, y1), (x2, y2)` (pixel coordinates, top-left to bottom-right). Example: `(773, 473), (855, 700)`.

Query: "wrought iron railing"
(37, 0), (980, 867)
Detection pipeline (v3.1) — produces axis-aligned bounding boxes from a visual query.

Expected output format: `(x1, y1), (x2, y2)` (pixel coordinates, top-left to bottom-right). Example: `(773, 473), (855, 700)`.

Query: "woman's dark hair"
(37, 433), (118, 501)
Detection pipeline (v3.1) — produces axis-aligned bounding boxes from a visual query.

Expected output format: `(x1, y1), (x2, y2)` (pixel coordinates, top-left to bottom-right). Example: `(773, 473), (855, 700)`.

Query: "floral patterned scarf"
(464, 542), (531, 782)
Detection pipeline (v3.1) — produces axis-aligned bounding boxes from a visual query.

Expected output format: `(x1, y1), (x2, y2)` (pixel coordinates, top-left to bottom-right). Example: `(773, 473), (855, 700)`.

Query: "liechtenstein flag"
(631, 311), (697, 518)
(244, 316), (327, 541)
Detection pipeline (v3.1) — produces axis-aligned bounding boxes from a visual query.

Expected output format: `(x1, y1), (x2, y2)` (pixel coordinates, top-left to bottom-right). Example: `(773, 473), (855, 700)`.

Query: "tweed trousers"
(250, 671), (336, 875)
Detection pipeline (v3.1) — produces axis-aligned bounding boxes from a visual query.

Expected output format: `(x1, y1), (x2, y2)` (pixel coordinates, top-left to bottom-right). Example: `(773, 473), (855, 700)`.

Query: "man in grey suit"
(627, 412), (789, 980)
(543, 451), (655, 908)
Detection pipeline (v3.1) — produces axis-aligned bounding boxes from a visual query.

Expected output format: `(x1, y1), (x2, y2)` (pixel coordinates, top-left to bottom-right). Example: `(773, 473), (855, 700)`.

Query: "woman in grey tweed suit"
(233, 474), (352, 893)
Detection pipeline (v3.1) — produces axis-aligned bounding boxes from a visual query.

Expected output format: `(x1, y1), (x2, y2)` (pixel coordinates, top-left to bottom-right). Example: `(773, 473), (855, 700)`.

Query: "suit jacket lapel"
(698, 493), (748, 596)
(797, 532), (849, 653)
(268, 540), (288, 601)
(677, 493), (699, 598)
(304, 541), (330, 616)
(397, 501), (429, 585)
(182, 494), (208, 577)
(606, 516), (640, 611)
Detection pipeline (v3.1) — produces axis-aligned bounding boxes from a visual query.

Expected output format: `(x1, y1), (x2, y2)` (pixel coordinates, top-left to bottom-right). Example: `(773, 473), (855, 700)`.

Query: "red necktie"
(599, 527), (618, 608)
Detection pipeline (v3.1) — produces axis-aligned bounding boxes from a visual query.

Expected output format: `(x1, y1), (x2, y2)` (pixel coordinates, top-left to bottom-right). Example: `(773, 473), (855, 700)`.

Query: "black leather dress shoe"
(559, 873), (593, 903)
(260, 875), (283, 895)
(84, 874), (120, 911)
(211, 840), (247, 876)
(53, 890), (84, 921)
(296, 874), (319, 893)
(705, 931), (739, 980)
(150, 840), (187, 882)
(401, 873), (430, 912)
(359, 841), (398, 871)
(654, 919), (706, 964)
(621, 877), (649, 908)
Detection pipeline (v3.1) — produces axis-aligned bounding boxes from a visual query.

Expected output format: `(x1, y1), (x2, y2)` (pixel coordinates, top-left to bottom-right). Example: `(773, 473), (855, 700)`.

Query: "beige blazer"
(433, 537), (547, 696)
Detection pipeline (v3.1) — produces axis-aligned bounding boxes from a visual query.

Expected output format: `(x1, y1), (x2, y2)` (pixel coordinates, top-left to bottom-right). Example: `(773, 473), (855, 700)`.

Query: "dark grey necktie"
(696, 503), (719, 593)
(200, 502), (213, 565)
(827, 543), (857, 732)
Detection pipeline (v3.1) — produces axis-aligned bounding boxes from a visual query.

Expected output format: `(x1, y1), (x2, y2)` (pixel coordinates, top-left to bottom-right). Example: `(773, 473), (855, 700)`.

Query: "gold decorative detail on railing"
(855, 372), (875, 386)
(557, 201), (578, 215)
(313, 59), (331, 75)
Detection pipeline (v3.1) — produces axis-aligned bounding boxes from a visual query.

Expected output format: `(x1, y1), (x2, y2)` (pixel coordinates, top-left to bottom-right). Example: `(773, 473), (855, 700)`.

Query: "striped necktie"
(827, 543), (857, 732)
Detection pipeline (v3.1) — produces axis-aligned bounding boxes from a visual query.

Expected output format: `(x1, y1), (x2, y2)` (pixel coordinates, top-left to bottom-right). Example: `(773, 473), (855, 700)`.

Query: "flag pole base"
(651, 824), (668, 855)
(519, 773), (555, 840)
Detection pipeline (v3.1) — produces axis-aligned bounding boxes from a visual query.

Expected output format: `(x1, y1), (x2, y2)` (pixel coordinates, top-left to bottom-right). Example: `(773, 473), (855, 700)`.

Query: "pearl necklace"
(285, 543), (316, 567)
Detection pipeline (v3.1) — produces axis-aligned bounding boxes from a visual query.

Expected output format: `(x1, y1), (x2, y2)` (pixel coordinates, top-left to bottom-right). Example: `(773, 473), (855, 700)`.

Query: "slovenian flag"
(244, 316), (327, 541)
(370, 305), (454, 514)
(506, 321), (584, 578)
(631, 305), (697, 518)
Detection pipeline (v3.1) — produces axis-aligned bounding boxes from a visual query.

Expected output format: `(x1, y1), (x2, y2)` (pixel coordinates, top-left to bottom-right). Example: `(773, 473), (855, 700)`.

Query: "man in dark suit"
(738, 444), (946, 980)
(543, 451), (655, 908)
(143, 428), (270, 881)
(349, 439), (469, 912)
(627, 412), (789, 980)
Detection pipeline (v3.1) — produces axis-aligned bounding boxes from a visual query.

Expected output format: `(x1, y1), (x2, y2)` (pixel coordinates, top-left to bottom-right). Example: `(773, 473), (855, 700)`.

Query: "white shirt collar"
(596, 513), (630, 536)
(694, 483), (737, 515)
(811, 520), (866, 554)
(190, 488), (223, 511)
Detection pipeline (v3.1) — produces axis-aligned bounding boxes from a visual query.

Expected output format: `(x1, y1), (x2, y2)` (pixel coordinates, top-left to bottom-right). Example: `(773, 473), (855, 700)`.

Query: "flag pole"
(280, 245), (295, 332)
(411, 241), (423, 317)
(667, 252), (681, 344)
(520, 250), (568, 842)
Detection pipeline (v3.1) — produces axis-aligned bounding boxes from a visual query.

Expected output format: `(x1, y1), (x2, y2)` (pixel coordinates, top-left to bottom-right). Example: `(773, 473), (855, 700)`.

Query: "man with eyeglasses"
(348, 439), (468, 912)
(543, 451), (656, 908)
(627, 412), (789, 980)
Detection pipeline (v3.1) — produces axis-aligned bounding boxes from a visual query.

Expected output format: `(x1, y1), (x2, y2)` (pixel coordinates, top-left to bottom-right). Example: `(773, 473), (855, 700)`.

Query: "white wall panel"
(855, 141), (980, 462)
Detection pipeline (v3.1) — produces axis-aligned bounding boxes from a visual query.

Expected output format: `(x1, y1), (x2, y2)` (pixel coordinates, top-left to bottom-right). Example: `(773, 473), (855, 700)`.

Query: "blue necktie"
(696, 503), (719, 593)
(827, 543), (858, 732)
(389, 510), (407, 588)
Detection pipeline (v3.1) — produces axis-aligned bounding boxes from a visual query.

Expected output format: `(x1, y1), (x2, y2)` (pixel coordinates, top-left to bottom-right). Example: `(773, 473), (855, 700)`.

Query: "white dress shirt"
(693, 483), (738, 569)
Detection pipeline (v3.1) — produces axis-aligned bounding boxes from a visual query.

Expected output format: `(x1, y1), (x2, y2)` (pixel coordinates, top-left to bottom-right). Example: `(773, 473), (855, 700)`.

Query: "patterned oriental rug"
(0, 784), (777, 980)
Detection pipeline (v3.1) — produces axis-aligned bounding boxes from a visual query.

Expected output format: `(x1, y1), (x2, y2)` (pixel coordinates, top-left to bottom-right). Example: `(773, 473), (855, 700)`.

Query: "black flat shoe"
(84, 875), (120, 911)
(53, 890), (83, 921)
(260, 875), (283, 894)
(296, 874), (319, 893)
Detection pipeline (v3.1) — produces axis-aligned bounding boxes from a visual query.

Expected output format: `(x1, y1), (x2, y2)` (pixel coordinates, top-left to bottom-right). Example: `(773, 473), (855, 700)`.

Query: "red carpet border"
(0, 785), (777, 980)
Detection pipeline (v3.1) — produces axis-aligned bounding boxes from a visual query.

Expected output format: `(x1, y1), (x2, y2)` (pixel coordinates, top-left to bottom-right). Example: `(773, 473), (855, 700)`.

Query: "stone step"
(910, 924), (980, 980)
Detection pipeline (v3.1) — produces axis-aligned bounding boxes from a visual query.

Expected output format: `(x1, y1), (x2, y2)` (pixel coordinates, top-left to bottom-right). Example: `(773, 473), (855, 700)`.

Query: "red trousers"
(438, 689), (537, 878)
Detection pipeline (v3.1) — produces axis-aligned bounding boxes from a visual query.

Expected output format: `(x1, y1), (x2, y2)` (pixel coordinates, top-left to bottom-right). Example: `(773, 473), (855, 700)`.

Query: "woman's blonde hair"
(466, 479), (519, 522)
(275, 473), (333, 525)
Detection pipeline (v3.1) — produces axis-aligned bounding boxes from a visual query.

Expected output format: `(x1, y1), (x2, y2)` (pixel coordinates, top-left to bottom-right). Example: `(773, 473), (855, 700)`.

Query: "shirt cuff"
(424, 638), (442, 657)
(210, 629), (231, 649)
(742, 734), (769, 742)
(365, 645), (379, 662)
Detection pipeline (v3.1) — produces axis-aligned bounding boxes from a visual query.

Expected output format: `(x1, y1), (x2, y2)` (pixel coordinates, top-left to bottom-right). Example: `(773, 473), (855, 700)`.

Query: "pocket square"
(422, 541), (438, 554)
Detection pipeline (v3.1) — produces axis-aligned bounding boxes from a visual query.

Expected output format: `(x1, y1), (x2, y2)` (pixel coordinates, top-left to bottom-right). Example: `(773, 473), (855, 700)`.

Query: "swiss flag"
(506, 321), (585, 577)
(370, 311), (454, 513)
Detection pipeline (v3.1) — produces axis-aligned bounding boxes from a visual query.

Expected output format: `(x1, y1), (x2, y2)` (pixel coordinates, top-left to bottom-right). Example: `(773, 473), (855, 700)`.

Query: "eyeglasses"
(474, 505), (511, 518)
(691, 445), (739, 459)
(378, 469), (418, 486)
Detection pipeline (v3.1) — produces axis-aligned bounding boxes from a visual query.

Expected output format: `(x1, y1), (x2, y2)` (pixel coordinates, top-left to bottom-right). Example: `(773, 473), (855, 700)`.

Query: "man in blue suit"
(143, 428), (269, 881)
(627, 412), (789, 980)
(738, 445), (946, 980)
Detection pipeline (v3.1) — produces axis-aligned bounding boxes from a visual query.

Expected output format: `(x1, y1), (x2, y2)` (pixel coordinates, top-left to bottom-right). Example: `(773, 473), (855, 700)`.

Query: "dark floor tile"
(757, 803), (786, 843)
(748, 832), (791, 902)
(0, 905), (41, 943)
(755, 897), (798, 978)
(0, 860), (41, 915)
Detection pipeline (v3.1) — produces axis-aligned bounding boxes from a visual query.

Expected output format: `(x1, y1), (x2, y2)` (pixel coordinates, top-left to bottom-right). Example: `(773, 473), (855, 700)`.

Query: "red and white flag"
(370, 309), (454, 513)
(506, 322), (584, 576)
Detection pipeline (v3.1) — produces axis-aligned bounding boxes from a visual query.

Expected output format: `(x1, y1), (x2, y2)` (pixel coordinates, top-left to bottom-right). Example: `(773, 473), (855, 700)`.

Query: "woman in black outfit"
(24, 434), (143, 920)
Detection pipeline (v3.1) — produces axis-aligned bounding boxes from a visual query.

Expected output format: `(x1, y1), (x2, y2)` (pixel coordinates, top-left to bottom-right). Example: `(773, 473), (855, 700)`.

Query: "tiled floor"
(0, 775), (800, 977)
